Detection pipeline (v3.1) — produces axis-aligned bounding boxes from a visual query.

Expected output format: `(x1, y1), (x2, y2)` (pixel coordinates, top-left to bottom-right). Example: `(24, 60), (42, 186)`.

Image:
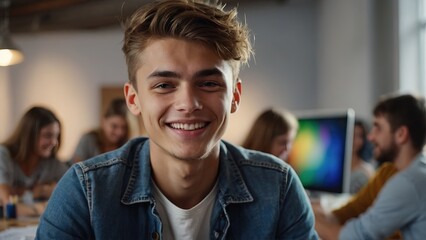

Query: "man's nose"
(174, 86), (203, 113)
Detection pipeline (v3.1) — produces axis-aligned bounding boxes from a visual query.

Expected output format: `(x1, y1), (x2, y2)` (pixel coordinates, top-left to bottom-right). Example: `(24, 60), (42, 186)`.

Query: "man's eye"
(152, 82), (176, 93)
(201, 81), (219, 87)
(198, 81), (225, 92)
(155, 83), (172, 89)
(199, 81), (224, 89)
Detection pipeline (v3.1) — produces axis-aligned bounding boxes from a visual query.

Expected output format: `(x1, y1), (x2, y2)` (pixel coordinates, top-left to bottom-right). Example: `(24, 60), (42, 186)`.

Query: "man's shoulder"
(218, 141), (297, 206)
(395, 154), (426, 185)
(64, 138), (151, 202)
(221, 141), (290, 173)
(75, 137), (148, 173)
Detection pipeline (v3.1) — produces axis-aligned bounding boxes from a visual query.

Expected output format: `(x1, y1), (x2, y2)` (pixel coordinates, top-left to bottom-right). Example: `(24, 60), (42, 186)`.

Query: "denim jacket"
(36, 138), (318, 240)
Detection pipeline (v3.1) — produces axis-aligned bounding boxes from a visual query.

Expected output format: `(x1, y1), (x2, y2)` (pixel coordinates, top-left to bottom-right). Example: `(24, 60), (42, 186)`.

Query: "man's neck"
(394, 147), (420, 170)
(150, 148), (220, 209)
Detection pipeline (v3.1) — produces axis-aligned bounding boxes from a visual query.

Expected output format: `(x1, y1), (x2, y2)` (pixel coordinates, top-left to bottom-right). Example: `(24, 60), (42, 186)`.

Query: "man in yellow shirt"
(332, 162), (398, 223)
(312, 163), (399, 238)
(314, 93), (426, 239)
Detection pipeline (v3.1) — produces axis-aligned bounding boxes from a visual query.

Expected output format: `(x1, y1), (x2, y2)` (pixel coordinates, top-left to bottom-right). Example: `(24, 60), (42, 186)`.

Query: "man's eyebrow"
(147, 68), (223, 79)
(148, 70), (181, 79)
(194, 68), (223, 78)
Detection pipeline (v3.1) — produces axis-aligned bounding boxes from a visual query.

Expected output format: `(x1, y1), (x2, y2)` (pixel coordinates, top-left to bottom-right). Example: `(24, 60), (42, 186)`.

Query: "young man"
(315, 94), (426, 240)
(36, 1), (317, 239)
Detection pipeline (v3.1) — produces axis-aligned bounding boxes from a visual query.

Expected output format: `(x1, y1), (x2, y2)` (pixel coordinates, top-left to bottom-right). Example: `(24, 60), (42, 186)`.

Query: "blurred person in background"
(71, 98), (130, 163)
(349, 119), (375, 194)
(0, 106), (68, 216)
(242, 108), (299, 161)
(314, 94), (426, 240)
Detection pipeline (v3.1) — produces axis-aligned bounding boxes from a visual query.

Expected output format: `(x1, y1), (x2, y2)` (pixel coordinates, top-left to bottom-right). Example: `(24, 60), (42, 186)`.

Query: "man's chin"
(375, 152), (396, 164)
(173, 151), (208, 161)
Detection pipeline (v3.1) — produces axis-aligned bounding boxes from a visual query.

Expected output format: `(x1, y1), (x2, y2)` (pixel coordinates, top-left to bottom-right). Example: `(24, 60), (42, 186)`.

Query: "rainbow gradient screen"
(287, 112), (353, 193)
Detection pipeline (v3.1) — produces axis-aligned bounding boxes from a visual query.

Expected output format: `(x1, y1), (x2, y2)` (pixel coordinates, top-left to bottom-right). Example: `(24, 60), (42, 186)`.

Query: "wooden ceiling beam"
(11, 0), (89, 16)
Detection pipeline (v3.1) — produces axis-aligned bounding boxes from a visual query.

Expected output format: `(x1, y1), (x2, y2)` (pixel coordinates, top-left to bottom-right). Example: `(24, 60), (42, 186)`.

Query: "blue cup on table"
(6, 202), (16, 219)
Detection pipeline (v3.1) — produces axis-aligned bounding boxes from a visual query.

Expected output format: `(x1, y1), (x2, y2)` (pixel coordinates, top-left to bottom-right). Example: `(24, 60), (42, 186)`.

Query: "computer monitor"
(287, 108), (355, 194)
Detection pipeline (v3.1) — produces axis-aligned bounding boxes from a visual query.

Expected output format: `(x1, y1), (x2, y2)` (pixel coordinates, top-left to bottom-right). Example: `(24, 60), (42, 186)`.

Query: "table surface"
(0, 217), (39, 232)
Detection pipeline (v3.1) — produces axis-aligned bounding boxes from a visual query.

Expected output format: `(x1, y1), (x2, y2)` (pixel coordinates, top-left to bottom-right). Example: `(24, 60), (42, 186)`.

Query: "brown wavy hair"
(242, 108), (298, 154)
(2, 106), (61, 163)
(122, 0), (253, 87)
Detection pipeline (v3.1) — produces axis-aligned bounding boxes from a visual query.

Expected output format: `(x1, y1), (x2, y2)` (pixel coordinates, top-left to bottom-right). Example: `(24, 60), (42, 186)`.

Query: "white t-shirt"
(152, 181), (218, 240)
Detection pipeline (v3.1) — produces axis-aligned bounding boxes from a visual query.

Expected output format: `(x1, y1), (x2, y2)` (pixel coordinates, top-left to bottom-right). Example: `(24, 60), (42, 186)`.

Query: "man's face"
(125, 38), (240, 161)
(368, 115), (398, 163)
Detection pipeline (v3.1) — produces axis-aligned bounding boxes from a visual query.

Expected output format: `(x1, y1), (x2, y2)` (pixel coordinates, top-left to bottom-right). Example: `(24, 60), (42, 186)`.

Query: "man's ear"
(124, 82), (141, 115)
(395, 126), (409, 145)
(231, 79), (242, 113)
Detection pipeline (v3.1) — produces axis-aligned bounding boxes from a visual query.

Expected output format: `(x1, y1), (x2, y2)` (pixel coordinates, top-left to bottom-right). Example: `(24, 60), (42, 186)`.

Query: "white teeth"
(170, 122), (206, 130)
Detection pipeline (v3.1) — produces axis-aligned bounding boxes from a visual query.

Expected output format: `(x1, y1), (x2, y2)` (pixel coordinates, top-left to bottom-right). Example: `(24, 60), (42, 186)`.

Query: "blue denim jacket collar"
(120, 138), (254, 206)
(120, 139), (152, 205)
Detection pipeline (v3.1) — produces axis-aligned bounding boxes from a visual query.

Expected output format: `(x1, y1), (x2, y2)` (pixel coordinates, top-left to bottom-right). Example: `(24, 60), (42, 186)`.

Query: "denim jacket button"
(152, 232), (160, 240)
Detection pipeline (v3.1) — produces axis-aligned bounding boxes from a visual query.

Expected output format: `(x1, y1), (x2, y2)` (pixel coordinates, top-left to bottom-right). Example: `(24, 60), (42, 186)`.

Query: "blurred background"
(0, 0), (423, 160)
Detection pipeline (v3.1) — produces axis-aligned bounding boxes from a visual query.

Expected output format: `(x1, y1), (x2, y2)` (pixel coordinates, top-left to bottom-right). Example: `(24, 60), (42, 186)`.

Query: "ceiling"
(8, 0), (154, 33)
(7, 0), (274, 34)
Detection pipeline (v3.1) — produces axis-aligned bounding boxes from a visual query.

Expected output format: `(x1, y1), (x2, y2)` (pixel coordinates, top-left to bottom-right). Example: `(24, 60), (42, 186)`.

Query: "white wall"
(4, 29), (128, 160)
(0, 0), (384, 160)
(226, 0), (318, 145)
(317, 0), (374, 121)
(0, 68), (12, 141)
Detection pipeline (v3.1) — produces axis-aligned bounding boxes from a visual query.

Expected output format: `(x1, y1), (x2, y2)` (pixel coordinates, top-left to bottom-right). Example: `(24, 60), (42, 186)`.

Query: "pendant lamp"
(0, 0), (23, 66)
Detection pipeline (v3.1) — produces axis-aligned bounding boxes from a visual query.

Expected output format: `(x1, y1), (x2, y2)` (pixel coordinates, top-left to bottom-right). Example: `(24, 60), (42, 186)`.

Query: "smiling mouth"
(169, 122), (207, 131)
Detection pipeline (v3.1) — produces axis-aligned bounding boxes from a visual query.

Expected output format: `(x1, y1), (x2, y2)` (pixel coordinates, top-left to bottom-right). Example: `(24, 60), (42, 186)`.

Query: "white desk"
(0, 217), (39, 239)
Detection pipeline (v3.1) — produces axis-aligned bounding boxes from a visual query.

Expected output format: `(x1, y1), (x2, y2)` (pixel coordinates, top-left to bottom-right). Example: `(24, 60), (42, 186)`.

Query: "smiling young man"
(36, 0), (317, 239)
(315, 94), (426, 240)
